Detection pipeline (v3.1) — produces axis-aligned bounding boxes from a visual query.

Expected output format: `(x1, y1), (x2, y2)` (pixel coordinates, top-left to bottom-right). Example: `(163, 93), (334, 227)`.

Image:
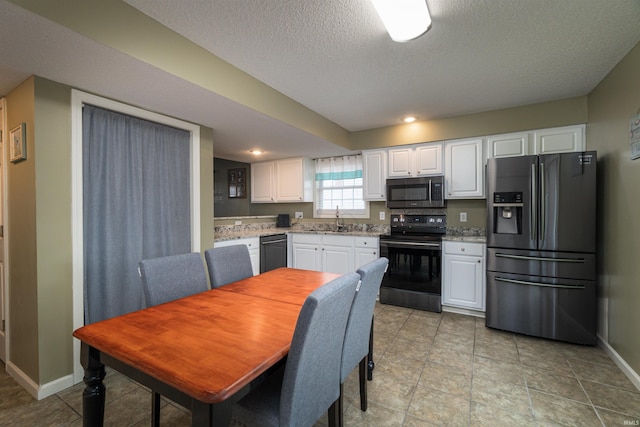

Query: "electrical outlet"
(379, 211), (385, 220)
(295, 212), (303, 219)
(460, 212), (467, 222)
(235, 220), (242, 225)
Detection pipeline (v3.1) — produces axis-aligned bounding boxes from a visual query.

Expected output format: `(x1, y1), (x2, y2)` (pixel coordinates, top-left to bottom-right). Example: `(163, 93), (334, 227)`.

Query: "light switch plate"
(460, 212), (467, 222)
(379, 211), (385, 220)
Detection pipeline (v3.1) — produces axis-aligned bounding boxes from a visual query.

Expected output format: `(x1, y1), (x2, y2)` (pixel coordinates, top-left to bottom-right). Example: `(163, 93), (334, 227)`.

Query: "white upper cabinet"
(487, 125), (586, 159)
(362, 149), (387, 201)
(444, 138), (485, 199)
(250, 161), (275, 202)
(275, 157), (313, 202)
(387, 147), (413, 177)
(251, 157), (313, 203)
(415, 144), (444, 175)
(486, 132), (530, 159)
(534, 125), (585, 155)
(387, 142), (443, 178)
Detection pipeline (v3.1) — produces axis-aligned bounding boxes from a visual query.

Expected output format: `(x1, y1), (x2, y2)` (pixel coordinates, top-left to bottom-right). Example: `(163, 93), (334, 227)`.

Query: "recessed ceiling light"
(249, 149), (263, 155)
(403, 116), (417, 123)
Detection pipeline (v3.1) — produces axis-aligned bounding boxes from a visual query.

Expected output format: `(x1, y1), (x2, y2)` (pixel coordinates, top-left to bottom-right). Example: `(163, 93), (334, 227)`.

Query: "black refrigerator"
(486, 151), (597, 345)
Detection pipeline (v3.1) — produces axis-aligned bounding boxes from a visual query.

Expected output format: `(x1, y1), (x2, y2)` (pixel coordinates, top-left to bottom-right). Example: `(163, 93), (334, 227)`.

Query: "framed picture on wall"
(10, 123), (27, 163)
(228, 168), (246, 198)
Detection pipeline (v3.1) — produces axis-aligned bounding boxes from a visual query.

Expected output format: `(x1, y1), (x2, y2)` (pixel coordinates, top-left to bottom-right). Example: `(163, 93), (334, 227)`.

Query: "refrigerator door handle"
(495, 253), (586, 263)
(496, 276), (585, 290)
(540, 162), (545, 244)
(531, 163), (537, 241)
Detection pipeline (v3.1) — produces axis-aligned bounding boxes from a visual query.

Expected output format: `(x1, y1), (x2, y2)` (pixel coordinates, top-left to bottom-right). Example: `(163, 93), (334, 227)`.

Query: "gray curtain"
(83, 105), (191, 324)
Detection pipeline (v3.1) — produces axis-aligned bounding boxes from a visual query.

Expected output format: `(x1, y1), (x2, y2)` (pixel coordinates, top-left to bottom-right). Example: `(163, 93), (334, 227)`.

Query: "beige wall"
(4, 77), (215, 388)
(350, 97), (588, 150)
(587, 41), (640, 373)
(10, 0), (350, 150)
(6, 77), (39, 381)
(200, 126), (215, 250)
(34, 78), (73, 383)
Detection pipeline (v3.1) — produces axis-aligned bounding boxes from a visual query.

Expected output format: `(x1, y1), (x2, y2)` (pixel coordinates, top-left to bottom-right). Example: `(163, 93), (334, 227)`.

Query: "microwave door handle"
(428, 179), (432, 203)
(531, 163), (537, 242)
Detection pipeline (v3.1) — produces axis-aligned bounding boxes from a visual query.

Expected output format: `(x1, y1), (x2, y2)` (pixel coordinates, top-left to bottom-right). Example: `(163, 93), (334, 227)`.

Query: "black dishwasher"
(260, 234), (288, 273)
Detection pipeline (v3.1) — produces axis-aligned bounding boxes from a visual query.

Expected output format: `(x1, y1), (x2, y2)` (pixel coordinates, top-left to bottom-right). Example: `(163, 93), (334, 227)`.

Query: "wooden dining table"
(73, 267), (341, 427)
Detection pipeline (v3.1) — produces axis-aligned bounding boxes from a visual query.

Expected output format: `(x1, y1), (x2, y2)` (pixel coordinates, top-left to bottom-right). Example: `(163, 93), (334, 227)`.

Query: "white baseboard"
(598, 334), (640, 392)
(6, 362), (74, 400)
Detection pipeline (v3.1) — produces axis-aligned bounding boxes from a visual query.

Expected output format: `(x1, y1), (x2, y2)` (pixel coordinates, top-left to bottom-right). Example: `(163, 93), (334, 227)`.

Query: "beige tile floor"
(1, 303), (639, 426)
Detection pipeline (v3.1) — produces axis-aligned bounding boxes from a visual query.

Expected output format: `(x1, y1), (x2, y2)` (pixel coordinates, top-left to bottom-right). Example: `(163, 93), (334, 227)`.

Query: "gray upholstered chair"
(232, 272), (361, 427)
(140, 252), (209, 307)
(138, 252), (209, 307)
(204, 244), (254, 288)
(335, 257), (389, 426)
(138, 252), (209, 425)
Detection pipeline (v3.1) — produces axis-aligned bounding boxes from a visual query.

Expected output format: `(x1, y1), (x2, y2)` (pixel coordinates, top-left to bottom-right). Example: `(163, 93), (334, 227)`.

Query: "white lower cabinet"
(290, 233), (379, 273)
(442, 241), (485, 312)
(321, 237), (354, 274)
(290, 234), (322, 271)
(354, 237), (379, 269)
(213, 237), (260, 276)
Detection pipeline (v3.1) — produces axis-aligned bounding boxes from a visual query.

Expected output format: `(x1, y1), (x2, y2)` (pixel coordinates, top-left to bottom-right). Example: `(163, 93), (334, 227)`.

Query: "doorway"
(71, 90), (201, 382)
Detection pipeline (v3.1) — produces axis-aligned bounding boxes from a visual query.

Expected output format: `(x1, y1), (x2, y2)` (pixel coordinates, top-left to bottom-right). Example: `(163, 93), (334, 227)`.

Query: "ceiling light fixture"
(371, 0), (432, 42)
(249, 149), (263, 155)
(403, 116), (418, 123)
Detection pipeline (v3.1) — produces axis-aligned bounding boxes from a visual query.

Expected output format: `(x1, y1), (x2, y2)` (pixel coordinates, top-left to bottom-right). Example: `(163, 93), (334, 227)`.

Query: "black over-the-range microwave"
(386, 176), (446, 209)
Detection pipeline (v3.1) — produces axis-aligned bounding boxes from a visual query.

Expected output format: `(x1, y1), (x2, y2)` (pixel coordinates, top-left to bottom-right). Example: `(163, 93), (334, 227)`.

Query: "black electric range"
(379, 214), (446, 312)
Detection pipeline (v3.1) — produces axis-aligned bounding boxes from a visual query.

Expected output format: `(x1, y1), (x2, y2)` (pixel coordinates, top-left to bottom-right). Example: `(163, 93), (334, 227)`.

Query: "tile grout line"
(514, 334), (537, 423)
(400, 307), (441, 427)
(569, 360), (607, 427)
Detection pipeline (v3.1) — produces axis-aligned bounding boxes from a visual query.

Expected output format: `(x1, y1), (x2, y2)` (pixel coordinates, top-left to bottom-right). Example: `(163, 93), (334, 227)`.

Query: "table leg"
(152, 391), (161, 427)
(191, 400), (232, 426)
(80, 343), (106, 427)
(367, 316), (374, 381)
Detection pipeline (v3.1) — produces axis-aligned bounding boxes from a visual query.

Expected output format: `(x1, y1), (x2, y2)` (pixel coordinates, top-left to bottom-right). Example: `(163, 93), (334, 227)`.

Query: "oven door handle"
(381, 241), (441, 249)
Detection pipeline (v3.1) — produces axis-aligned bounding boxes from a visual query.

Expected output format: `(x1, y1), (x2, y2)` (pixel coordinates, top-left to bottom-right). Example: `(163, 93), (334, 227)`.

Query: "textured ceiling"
(1, 0), (640, 162)
(124, 0), (640, 131)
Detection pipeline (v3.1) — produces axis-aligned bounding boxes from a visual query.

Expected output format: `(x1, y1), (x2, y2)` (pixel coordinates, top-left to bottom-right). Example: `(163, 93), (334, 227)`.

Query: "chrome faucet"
(336, 205), (344, 232)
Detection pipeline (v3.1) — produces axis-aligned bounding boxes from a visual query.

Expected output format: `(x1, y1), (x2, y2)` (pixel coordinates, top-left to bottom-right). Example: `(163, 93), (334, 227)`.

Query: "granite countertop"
(442, 235), (487, 243)
(214, 228), (292, 242)
(214, 228), (386, 242)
